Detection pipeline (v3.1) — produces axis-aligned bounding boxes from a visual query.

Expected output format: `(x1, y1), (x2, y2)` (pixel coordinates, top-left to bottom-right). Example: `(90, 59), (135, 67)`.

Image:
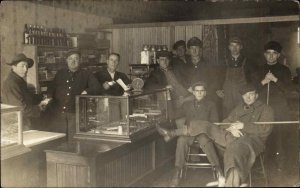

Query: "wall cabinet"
(23, 45), (109, 95)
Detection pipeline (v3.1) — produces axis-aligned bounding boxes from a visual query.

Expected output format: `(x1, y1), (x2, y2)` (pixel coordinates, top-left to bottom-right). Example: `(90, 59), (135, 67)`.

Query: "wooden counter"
(1, 131), (66, 187)
(45, 126), (176, 187)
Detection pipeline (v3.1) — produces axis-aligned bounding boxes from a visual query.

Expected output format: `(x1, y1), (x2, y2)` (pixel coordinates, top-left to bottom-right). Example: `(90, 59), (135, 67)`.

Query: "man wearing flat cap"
(144, 51), (190, 119)
(157, 84), (274, 187)
(258, 41), (295, 174)
(2, 53), (49, 130)
(216, 37), (259, 118)
(171, 40), (188, 68)
(47, 49), (102, 141)
(176, 36), (220, 112)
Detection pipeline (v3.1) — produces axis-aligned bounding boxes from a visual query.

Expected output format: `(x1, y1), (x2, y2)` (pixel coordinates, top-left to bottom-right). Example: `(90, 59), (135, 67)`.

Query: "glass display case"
(75, 89), (169, 142)
(1, 104), (30, 160)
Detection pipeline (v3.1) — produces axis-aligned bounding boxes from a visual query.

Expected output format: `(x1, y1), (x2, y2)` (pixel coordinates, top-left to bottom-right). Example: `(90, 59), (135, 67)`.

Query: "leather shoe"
(156, 125), (172, 142)
(170, 169), (181, 187)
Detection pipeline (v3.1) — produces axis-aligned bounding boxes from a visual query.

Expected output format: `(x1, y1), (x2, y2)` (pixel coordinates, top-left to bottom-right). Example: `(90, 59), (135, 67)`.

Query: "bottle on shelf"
(150, 46), (156, 64)
(23, 24), (29, 44)
(141, 45), (150, 65)
(28, 25), (34, 45)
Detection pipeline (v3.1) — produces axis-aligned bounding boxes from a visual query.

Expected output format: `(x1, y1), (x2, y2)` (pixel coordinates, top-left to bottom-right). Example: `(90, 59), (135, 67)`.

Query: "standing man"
(158, 84), (274, 187)
(47, 49), (102, 141)
(216, 37), (258, 118)
(94, 53), (131, 96)
(2, 53), (48, 130)
(258, 41), (294, 173)
(157, 81), (220, 187)
(180, 37), (218, 104)
(144, 51), (191, 119)
(171, 40), (188, 67)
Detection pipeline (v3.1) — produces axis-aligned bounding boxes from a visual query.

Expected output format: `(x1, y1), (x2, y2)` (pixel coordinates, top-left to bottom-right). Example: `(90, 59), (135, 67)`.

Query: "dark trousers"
(175, 134), (221, 169)
(49, 112), (76, 142)
(185, 122), (259, 182)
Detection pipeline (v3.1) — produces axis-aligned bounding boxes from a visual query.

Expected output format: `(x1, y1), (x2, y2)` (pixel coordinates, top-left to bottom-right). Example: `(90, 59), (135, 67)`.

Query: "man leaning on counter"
(46, 49), (102, 142)
(2, 53), (49, 130)
(94, 52), (131, 96)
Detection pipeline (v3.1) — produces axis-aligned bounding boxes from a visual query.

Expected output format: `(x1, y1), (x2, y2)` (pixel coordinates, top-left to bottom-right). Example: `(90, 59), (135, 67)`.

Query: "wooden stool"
(183, 140), (216, 180)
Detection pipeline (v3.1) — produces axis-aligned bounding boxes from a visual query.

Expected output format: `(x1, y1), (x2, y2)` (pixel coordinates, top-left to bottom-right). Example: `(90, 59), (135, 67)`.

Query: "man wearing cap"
(2, 53), (49, 130)
(47, 49), (102, 141)
(258, 41), (294, 173)
(157, 81), (219, 187)
(144, 51), (191, 119)
(180, 37), (218, 104)
(94, 53), (131, 96)
(171, 40), (188, 67)
(216, 37), (258, 118)
(157, 84), (274, 187)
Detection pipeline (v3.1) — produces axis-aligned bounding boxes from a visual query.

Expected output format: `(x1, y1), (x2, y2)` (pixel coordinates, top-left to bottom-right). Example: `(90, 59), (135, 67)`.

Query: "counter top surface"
(23, 130), (66, 147)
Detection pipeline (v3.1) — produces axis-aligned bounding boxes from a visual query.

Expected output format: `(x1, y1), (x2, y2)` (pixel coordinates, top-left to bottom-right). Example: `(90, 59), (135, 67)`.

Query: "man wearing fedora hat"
(2, 53), (49, 130)
(46, 49), (102, 142)
(157, 84), (274, 187)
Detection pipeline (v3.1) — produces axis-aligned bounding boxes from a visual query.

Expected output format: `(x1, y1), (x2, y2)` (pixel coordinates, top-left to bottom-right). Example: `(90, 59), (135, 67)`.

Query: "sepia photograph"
(1, 0), (299, 187)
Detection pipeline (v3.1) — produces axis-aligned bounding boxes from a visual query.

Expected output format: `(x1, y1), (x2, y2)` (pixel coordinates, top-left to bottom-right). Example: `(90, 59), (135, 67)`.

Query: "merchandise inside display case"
(75, 89), (169, 142)
(1, 104), (23, 147)
(1, 104), (31, 160)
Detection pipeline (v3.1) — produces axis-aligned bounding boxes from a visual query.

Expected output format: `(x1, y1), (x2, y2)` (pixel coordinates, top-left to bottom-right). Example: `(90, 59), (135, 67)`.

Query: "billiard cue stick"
(267, 70), (271, 105)
(214, 121), (299, 125)
(267, 82), (270, 105)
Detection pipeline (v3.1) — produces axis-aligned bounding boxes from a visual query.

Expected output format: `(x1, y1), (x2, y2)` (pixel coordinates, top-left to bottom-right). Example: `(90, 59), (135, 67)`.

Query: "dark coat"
(222, 100), (274, 181)
(182, 98), (219, 124)
(144, 68), (169, 90)
(2, 71), (42, 129)
(185, 100), (274, 182)
(94, 68), (131, 96)
(257, 62), (291, 120)
(47, 68), (102, 113)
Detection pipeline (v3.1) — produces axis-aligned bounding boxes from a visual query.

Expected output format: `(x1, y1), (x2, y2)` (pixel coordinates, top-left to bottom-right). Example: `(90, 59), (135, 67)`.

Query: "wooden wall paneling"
(1, 2), (15, 85)
(46, 161), (57, 187)
(174, 26), (186, 42)
(185, 25), (203, 41)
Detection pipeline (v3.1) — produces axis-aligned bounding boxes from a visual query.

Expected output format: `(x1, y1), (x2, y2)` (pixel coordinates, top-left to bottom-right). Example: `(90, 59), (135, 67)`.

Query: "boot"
(206, 167), (225, 187)
(170, 168), (182, 187)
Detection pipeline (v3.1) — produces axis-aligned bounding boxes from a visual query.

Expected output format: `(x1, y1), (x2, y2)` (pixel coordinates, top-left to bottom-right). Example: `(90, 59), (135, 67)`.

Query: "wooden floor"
(139, 163), (299, 187)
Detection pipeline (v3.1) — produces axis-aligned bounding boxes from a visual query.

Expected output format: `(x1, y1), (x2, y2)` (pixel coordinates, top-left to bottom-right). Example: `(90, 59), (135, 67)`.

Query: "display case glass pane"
(76, 89), (168, 142)
(1, 105), (21, 147)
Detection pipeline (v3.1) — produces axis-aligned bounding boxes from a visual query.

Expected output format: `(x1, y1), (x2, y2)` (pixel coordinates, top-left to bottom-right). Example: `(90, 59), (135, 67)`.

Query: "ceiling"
(32, 0), (299, 24)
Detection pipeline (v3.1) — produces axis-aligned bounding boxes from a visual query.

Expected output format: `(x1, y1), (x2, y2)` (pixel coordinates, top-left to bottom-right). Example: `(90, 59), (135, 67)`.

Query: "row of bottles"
(141, 44), (168, 65)
(23, 24), (71, 47)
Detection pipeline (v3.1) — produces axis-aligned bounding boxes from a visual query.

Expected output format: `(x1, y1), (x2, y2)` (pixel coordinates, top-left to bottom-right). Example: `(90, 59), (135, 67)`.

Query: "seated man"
(157, 81), (221, 187)
(158, 84), (274, 187)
